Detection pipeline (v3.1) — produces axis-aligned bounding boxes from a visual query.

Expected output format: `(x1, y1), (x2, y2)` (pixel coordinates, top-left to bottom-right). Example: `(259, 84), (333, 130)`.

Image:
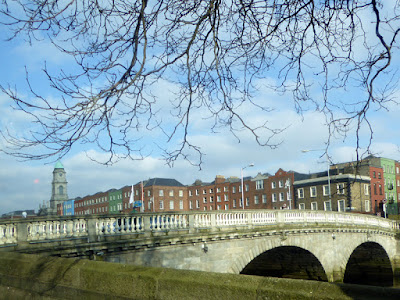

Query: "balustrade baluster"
(5, 224), (13, 244)
(0, 225), (5, 244)
(47, 222), (53, 239)
(161, 215), (166, 230)
(66, 220), (72, 237)
(121, 217), (128, 233)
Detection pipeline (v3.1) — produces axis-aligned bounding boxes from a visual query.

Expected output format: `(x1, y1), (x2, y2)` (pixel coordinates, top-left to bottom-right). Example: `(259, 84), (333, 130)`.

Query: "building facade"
(294, 172), (371, 213)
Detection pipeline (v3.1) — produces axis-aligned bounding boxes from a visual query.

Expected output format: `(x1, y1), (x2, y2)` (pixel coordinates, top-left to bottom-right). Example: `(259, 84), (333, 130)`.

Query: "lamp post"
(241, 163), (254, 209)
(302, 150), (331, 203)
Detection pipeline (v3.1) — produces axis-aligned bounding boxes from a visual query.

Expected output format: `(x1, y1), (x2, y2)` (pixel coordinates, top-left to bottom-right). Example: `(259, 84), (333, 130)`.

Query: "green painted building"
(108, 189), (123, 214)
(380, 157), (397, 215)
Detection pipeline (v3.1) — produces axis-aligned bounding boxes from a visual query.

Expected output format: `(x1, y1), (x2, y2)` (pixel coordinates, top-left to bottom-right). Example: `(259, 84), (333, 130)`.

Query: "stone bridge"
(1, 210), (400, 287)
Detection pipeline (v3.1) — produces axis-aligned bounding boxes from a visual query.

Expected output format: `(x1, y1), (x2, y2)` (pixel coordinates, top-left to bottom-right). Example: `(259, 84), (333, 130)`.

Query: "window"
(364, 184), (369, 195)
(203, 189), (207, 194)
(324, 201), (332, 211)
(379, 184), (383, 195)
(159, 200), (164, 210)
(224, 194), (229, 201)
(210, 196), (214, 202)
(246, 197), (249, 206)
(256, 180), (264, 190)
(287, 191), (291, 200)
(217, 205), (221, 210)
(398, 180), (400, 187)
(224, 186), (228, 192)
(378, 172), (381, 179)
(233, 199), (237, 208)
(225, 204), (229, 210)
(365, 200), (370, 212)
(297, 188), (304, 198)
(196, 200), (200, 208)
(245, 184), (249, 191)
(310, 186), (317, 197)
(159, 190), (164, 197)
(209, 188), (213, 193)
(239, 185), (242, 192)
(254, 195), (259, 204)
(58, 186), (64, 195)
(209, 206), (213, 210)
(262, 194), (267, 204)
(373, 184), (377, 195)
(169, 200), (174, 210)
(272, 193), (277, 202)
(217, 195), (221, 202)
(323, 185), (330, 196)
(136, 189), (139, 196)
(271, 182), (276, 189)
(203, 197), (207, 203)
(189, 200), (193, 210)
(195, 189), (199, 195)
(189, 190), (193, 196)
(311, 202), (318, 210)
(169, 190), (174, 197)
(217, 187), (221, 193)
(338, 200), (345, 212)
(204, 207), (207, 211)
(373, 171), (376, 178)
(179, 190), (183, 197)
(397, 167), (400, 174)
(232, 186), (236, 193)
(279, 180), (284, 188)
(279, 192), (284, 201)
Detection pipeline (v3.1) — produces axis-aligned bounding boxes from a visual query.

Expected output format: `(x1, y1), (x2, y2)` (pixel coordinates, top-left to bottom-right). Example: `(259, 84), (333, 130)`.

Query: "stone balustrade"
(0, 210), (398, 246)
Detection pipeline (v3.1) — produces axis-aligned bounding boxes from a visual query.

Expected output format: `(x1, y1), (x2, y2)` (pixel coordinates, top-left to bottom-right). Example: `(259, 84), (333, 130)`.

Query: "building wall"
(380, 157), (397, 215)
(126, 181), (188, 213)
(63, 199), (75, 216)
(294, 175), (371, 213)
(109, 189), (123, 214)
(370, 166), (385, 215)
(74, 192), (109, 216)
(187, 169), (295, 212)
(396, 162), (400, 215)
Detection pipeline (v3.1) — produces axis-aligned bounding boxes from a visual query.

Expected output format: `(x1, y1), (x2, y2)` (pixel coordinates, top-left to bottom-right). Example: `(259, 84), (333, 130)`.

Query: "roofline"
(294, 174), (371, 185)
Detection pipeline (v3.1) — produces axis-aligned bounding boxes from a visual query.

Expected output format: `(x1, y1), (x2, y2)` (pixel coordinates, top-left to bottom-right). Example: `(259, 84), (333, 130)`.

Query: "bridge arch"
(228, 230), (397, 284)
(240, 245), (328, 281)
(343, 241), (393, 287)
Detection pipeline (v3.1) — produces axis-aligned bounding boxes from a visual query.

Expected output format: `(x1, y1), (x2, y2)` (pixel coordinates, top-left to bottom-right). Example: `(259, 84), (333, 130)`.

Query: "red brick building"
(187, 169), (295, 211)
(121, 178), (188, 213)
(74, 191), (109, 216)
(370, 166), (385, 215)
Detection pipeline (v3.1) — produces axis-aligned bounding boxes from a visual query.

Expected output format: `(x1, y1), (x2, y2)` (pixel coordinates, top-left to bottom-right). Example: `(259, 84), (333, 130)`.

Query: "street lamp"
(302, 149), (331, 203)
(241, 163), (254, 209)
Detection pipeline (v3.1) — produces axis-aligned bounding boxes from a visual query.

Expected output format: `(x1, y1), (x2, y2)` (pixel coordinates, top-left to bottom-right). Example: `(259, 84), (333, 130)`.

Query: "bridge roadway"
(1, 210), (400, 286)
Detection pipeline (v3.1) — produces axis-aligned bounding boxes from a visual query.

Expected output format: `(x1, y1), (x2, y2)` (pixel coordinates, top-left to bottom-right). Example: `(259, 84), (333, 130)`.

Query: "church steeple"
(49, 161), (68, 214)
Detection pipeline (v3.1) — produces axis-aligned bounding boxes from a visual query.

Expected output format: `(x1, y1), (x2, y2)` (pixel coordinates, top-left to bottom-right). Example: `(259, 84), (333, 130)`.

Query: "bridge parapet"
(0, 210), (399, 247)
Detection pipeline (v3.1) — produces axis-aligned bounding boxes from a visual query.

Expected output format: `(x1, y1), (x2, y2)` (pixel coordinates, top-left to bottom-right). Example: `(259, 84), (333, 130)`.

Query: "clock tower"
(49, 161), (68, 215)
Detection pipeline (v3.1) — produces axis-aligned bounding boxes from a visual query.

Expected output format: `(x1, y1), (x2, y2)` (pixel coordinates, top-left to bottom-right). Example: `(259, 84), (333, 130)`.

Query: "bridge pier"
(326, 269), (345, 284)
(393, 255), (400, 288)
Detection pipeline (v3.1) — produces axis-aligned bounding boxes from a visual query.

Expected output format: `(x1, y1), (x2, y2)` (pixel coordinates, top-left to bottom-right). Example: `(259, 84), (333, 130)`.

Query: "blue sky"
(1, 3), (400, 215)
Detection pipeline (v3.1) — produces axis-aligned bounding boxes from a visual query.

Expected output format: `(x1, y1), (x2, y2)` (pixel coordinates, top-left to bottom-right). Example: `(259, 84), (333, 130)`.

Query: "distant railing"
(0, 210), (398, 246)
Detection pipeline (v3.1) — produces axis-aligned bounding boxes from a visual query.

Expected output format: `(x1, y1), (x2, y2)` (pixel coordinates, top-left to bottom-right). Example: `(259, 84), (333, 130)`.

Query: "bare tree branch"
(0, 0), (399, 166)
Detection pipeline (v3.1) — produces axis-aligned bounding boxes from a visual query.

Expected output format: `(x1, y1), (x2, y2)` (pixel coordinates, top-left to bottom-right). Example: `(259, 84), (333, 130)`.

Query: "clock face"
(59, 173), (63, 177)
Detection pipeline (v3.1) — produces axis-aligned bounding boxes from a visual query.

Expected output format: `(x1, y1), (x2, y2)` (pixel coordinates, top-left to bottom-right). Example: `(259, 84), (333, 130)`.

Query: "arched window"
(58, 185), (64, 195)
